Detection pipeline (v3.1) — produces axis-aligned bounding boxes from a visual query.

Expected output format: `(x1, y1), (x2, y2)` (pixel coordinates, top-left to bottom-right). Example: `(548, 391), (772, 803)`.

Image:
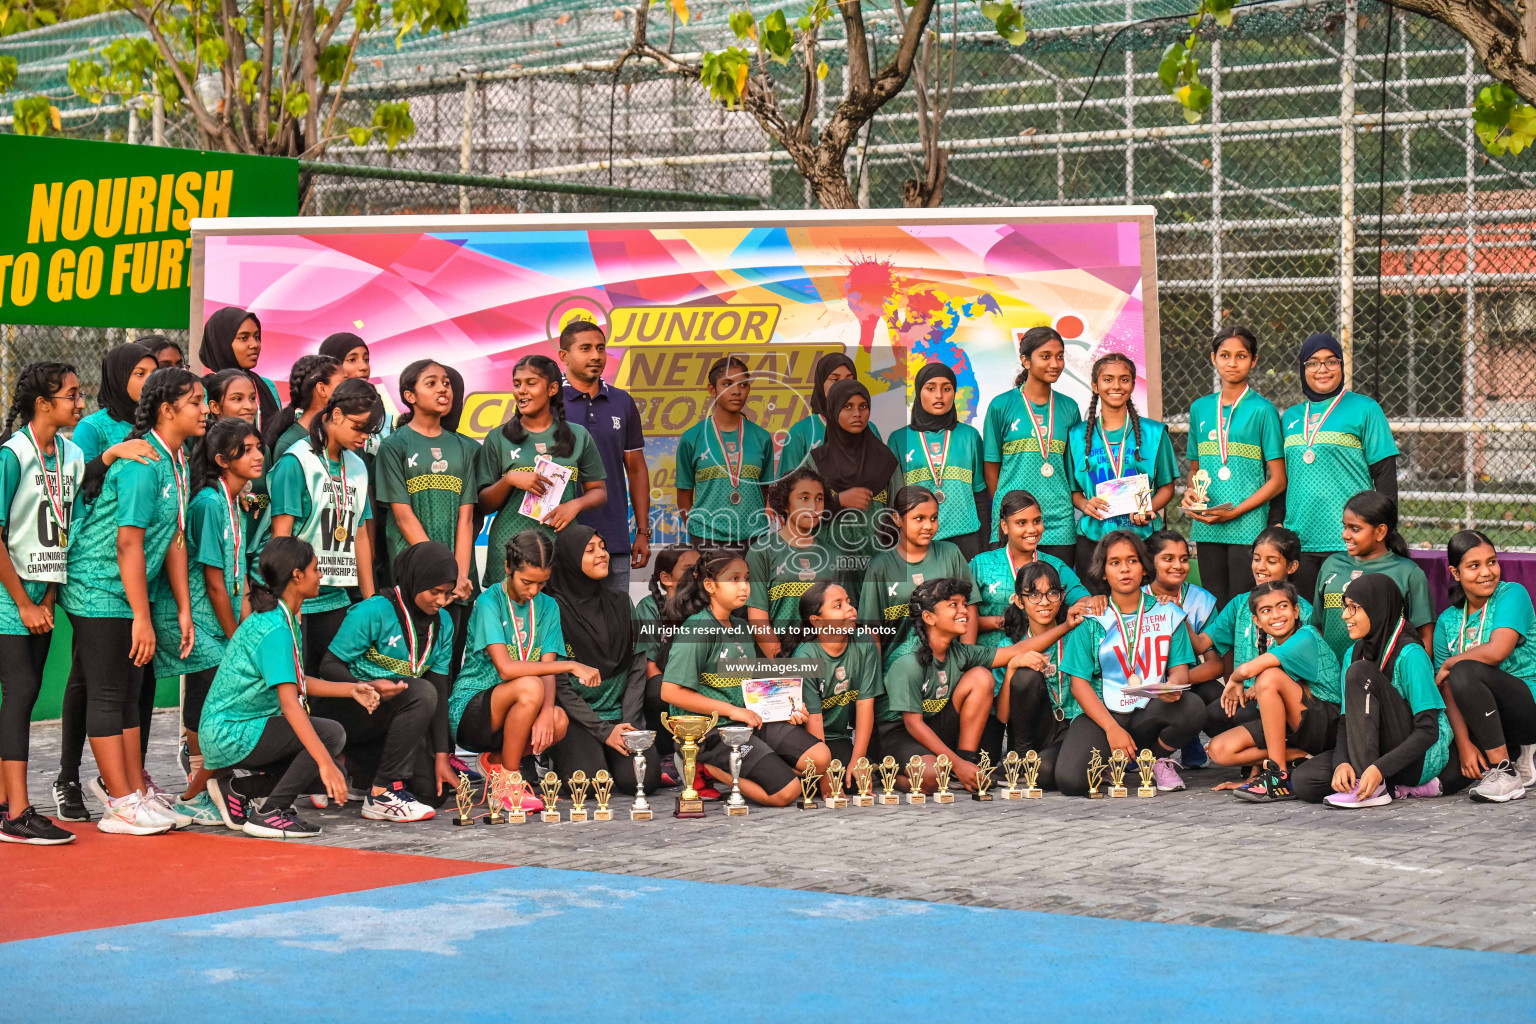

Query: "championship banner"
(193, 209), (1158, 546)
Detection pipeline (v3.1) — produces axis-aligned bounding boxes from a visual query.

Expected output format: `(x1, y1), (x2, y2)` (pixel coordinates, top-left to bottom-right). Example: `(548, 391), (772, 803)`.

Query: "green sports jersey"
(634, 593), (664, 665)
(1059, 593), (1197, 711)
(746, 531), (841, 639)
(663, 608), (757, 714)
(268, 446), (374, 614)
(151, 486), (245, 676)
(71, 408), (132, 464)
(1264, 624), (1342, 704)
(329, 593), (453, 682)
(1205, 591), (1316, 671)
(1311, 552), (1432, 659)
(375, 422), (480, 586)
(887, 424), (986, 541)
(776, 415), (882, 479)
(983, 388), (1082, 546)
(1185, 389), (1284, 545)
(1433, 582), (1536, 703)
(0, 443), (77, 634)
(1281, 392), (1398, 553)
(199, 607), (302, 769)
(969, 545), (1086, 692)
(449, 587), (565, 739)
(1341, 642), (1450, 785)
(474, 422), (605, 586)
(793, 636), (884, 742)
(676, 417), (774, 543)
(271, 421), (309, 461)
(879, 640), (992, 722)
(858, 540), (980, 670)
(1066, 416), (1178, 541)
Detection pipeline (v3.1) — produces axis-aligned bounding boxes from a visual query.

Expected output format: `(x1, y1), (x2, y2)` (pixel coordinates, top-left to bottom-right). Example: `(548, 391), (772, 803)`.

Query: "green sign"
(0, 134), (296, 328)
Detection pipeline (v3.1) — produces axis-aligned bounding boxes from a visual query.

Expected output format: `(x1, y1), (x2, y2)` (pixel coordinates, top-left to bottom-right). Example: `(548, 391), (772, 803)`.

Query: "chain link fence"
(4, 0), (1533, 544)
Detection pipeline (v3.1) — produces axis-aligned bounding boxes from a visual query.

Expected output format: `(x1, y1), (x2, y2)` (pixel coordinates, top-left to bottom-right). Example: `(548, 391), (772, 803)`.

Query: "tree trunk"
(806, 163), (858, 208)
(902, 147), (948, 207)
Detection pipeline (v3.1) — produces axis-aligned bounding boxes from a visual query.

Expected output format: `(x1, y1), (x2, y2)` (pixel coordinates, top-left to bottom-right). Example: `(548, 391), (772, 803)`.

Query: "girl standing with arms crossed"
(1180, 327), (1286, 607)
(1312, 492), (1433, 660)
(887, 363), (988, 559)
(199, 307), (283, 430)
(0, 364), (85, 844)
(984, 326), (1082, 564)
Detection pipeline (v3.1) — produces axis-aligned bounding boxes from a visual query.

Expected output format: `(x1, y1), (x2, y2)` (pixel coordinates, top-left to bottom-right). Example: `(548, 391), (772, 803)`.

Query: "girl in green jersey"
(1312, 492), (1433, 659)
(199, 307), (283, 433)
(262, 354), (341, 460)
(887, 363), (988, 558)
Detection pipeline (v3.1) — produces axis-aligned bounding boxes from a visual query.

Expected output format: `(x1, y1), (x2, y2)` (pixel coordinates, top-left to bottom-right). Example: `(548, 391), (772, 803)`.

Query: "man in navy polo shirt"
(558, 319), (650, 593)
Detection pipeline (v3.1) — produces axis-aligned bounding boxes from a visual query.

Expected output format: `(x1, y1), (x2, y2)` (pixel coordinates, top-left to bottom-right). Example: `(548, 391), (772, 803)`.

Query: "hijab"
(1299, 332), (1345, 403)
(1342, 573), (1417, 676)
(200, 307), (279, 423)
(99, 342), (153, 423)
(443, 365), (466, 433)
(546, 524), (632, 678)
(809, 353), (856, 419)
(389, 542), (458, 657)
(910, 362), (959, 433)
(812, 378), (900, 496)
(320, 332), (367, 366)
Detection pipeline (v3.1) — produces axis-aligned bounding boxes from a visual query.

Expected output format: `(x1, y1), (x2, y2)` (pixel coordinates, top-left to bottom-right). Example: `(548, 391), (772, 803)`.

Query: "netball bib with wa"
(286, 439), (368, 587)
(1096, 598), (1188, 712)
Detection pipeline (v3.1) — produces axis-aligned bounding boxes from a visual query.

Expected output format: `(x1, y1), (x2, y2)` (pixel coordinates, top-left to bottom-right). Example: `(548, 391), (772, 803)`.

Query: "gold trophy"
(1109, 749), (1129, 798)
(850, 757), (875, 807)
(877, 756), (902, 806)
(1022, 750), (1044, 799)
(505, 770), (529, 824)
(480, 770), (507, 825)
(452, 771), (476, 826)
(660, 712), (719, 819)
(567, 770), (591, 823)
(825, 759), (848, 809)
(1185, 467), (1212, 511)
(972, 751), (996, 802)
(999, 751), (1023, 800)
(797, 760), (821, 810)
(904, 755), (927, 804)
(1086, 748), (1107, 799)
(592, 770), (614, 821)
(932, 755), (955, 804)
(1136, 749), (1158, 798)
(539, 770), (563, 823)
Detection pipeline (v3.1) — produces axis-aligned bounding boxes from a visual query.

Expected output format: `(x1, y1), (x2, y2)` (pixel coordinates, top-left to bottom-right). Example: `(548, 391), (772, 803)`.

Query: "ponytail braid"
(547, 384), (575, 458)
(263, 354), (337, 452)
(1126, 400), (1144, 458)
(501, 354), (570, 454)
(1082, 391), (1099, 458)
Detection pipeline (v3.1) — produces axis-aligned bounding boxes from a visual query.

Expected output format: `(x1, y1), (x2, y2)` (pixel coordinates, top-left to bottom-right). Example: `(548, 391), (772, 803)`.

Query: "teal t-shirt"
(474, 422), (606, 585)
(448, 586), (564, 740)
(983, 387), (1082, 547)
(1341, 642), (1450, 785)
(1205, 590), (1316, 671)
(328, 593), (453, 681)
(878, 641), (993, 722)
(269, 447), (374, 613)
(634, 592), (664, 666)
(1185, 389), (1283, 545)
(61, 454), (183, 619)
(887, 424), (987, 541)
(1059, 592), (1197, 707)
(776, 415), (882, 479)
(1432, 582), (1536, 703)
(152, 486), (244, 677)
(857, 541), (980, 670)
(1067, 416), (1178, 541)
(0, 446), (60, 634)
(969, 545), (1085, 692)
(793, 636), (884, 743)
(662, 608), (757, 714)
(676, 417), (774, 543)
(72, 408), (132, 463)
(1264, 624), (1342, 704)
(198, 608), (302, 769)
(1281, 392), (1398, 553)
(1312, 552), (1432, 659)
(745, 531), (841, 641)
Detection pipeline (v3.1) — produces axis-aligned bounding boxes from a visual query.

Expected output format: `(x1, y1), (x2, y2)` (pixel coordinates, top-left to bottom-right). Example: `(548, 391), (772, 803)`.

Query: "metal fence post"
(1462, 41), (1477, 530)
(152, 94), (165, 146)
(1211, 37), (1224, 390)
(459, 76), (476, 215)
(1339, 0), (1358, 386)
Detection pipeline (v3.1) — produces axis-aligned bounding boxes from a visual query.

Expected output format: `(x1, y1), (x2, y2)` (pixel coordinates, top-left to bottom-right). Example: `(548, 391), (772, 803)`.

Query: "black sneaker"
(241, 803), (321, 839)
(206, 777), (250, 831)
(52, 780), (91, 822)
(1232, 760), (1294, 802)
(0, 806), (77, 845)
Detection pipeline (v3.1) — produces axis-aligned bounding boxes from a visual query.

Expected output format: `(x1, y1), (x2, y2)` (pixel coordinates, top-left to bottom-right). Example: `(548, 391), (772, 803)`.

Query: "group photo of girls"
(1, 310), (1531, 849)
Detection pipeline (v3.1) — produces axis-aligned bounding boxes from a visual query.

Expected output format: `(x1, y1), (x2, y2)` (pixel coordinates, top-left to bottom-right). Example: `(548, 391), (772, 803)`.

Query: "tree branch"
(1376, 0), (1535, 104)
(256, 0), (275, 146)
(127, 0), (230, 149)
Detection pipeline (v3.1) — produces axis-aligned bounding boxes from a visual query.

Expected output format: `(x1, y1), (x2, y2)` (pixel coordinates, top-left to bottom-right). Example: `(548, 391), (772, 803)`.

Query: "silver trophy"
(719, 725), (753, 817)
(624, 729), (656, 821)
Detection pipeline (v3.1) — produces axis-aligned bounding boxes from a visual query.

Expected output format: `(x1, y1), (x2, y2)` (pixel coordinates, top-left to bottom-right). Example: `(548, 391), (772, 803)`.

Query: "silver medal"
(1217, 466), (1231, 481)
(1039, 463), (1054, 478)
(1303, 448), (1316, 464)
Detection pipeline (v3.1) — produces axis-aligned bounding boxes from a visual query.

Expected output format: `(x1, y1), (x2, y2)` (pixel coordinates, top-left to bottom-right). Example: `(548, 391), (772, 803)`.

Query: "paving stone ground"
(28, 711), (1536, 955)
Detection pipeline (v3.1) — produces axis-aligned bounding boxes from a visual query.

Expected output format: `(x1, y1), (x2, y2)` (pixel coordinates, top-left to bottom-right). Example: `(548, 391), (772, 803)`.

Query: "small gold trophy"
(505, 770), (529, 824)
(539, 770), (563, 823)
(481, 770), (507, 825)
(661, 711), (719, 819)
(452, 771), (476, 826)
(999, 751), (1023, 800)
(904, 755), (927, 804)
(1022, 750), (1044, 799)
(850, 757), (875, 807)
(825, 759), (848, 809)
(592, 770), (614, 822)
(972, 751), (996, 802)
(1136, 748), (1158, 798)
(1109, 749), (1130, 798)
(877, 756), (902, 806)
(1186, 467), (1212, 511)
(1086, 748), (1107, 799)
(797, 760), (821, 810)
(932, 755), (955, 804)
(567, 770), (591, 823)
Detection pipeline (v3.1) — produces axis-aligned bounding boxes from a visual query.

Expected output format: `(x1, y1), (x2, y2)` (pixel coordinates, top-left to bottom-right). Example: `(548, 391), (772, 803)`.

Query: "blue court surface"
(5, 866), (1532, 1023)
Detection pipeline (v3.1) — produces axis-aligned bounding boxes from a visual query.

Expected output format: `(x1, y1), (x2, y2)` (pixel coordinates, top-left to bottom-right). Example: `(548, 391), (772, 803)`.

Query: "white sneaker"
(135, 790), (179, 829)
(1514, 744), (1536, 788)
(360, 783), (436, 823)
(97, 793), (172, 836)
(1470, 763), (1527, 804)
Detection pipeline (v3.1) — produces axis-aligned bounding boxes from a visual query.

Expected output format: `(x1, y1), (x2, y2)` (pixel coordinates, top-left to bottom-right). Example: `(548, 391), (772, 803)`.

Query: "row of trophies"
(451, 707), (1164, 823)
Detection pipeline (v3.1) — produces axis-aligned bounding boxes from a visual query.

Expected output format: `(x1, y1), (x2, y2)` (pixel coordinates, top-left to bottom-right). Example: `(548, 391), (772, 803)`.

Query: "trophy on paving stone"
(720, 725), (753, 817)
(1109, 749), (1130, 798)
(798, 760), (822, 810)
(1137, 749), (1158, 798)
(568, 770), (591, 823)
(661, 712), (719, 819)
(972, 751), (996, 802)
(1022, 750), (1044, 799)
(1086, 748), (1107, 799)
(850, 757), (875, 807)
(877, 756), (902, 806)
(592, 770), (615, 822)
(904, 756), (927, 805)
(624, 730), (656, 821)
(481, 770), (507, 825)
(452, 771), (476, 826)
(540, 771), (563, 823)
(825, 759), (848, 809)
(932, 756), (955, 804)
(505, 771), (529, 824)
(1000, 751), (1023, 800)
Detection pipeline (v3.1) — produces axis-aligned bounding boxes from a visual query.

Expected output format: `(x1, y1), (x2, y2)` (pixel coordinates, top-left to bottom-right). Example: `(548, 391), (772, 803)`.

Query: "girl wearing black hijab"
(319, 331), (392, 458)
(811, 378), (900, 577)
(885, 363), (989, 560)
(775, 353), (882, 477)
(547, 524), (660, 794)
(1279, 332), (1399, 599)
(318, 541), (456, 816)
(1291, 574), (1468, 807)
(199, 307), (282, 432)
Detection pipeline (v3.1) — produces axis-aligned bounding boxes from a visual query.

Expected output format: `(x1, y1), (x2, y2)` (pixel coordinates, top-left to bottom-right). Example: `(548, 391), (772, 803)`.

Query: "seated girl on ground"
(995, 562), (1089, 790)
(793, 581), (883, 781)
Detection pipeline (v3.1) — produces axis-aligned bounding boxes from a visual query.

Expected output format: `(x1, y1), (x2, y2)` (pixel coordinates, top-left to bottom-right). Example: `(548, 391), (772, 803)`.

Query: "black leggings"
(944, 531), (982, 562)
(551, 724), (663, 796)
(1056, 695), (1206, 797)
(1447, 660), (1536, 753)
(1039, 543), (1076, 567)
(302, 607), (348, 678)
(1073, 537), (1101, 590)
(0, 631), (53, 762)
(76, 616), (146, 739)
(1005, 668), (1071, 790)
(1195, 541), (1254, 610)
(230, 714), (347, 810)
(1294, 552), (1339, 609)
(309, 678), (436, 790)
(59, 652), (152, 778)
(183, 666), (218, 734)
(643, 671), (676, 757)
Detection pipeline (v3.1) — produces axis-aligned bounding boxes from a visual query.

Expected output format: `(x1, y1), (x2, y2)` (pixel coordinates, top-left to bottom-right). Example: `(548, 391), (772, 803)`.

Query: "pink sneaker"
(1152, 758), (1185, 792)
(517, 791), (545, 813)
(1324, 783), (1392, 808)
(1391, 778), (1442, 800)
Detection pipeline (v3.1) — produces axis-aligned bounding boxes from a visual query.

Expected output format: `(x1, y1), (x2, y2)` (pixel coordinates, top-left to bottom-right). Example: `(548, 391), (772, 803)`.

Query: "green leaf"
(238, 58), (261, 102)
(761, 8), (792, 63)
(318, 41), (351, 84)
(284, 87), (311, 118)
(346, 125), (372, 146)
(978, 0), (1003, 20)
(729, 10), (755, 39)
(1209, 0), (1236, 27)
(1176, 80), (1211, 121)
(699, 46), (751, 108)
(796, 14), (811, 31)
(1157, 41), (1185, 91)
(0, 54), (17, 95)
(197, 36), (230, 66)
(371, 98), (415, 149)
(12, 95), (54, 135)
(994, 5), (1026, 46)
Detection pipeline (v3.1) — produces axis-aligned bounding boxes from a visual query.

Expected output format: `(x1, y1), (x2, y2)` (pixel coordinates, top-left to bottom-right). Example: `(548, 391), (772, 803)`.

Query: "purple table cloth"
(1410, 549), (1536, 616)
